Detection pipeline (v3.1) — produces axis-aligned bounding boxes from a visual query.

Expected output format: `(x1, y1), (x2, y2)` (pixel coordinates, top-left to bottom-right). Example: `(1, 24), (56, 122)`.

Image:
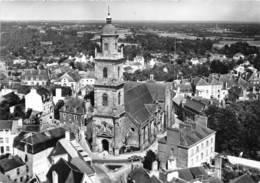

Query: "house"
(0, 120), (20, 156)
(195, 77), (226, 101)
(158, 120), (216, 170)
(233, 53), (245, 61)
(13, 58), (26, 65)
(209, 54), (227, 62)
(25, 87), (53, 114)
(190, 58), (200, 65)
(48, 133), (96, 182)
(21, 69), (49, 86)
(46, 158), (94, 183)
(161, 166), (223, 183)
(174, 82), (193, 97)
(59, 97), (87, 134)
(127, 166), (152, 183)
(13, 127), (66, 182)
(79, 71), (96, 87)
(0, 155), (28, 183)
(54, 72), (81, 92)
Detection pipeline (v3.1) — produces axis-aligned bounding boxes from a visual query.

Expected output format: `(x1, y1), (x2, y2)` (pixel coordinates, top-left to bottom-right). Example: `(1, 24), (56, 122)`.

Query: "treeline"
(205, 101), (260, 161)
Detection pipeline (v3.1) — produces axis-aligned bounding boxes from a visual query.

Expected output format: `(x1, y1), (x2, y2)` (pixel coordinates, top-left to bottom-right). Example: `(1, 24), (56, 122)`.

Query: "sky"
(0, 0), (260, 22)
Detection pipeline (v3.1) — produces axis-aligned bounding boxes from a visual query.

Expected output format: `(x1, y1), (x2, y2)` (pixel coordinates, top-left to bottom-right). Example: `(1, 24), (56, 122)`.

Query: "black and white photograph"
(0, 0), (260, 182)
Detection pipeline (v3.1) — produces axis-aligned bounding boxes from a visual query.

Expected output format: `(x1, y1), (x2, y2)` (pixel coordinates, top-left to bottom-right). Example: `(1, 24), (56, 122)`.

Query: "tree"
(205, 101), (260, 160)
(54, 100), (64, 119)
(143, 150), (157, 171)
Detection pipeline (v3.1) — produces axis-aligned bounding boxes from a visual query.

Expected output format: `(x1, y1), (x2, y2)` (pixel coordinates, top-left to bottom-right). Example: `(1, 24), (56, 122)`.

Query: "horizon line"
(1, 19), (260, 24)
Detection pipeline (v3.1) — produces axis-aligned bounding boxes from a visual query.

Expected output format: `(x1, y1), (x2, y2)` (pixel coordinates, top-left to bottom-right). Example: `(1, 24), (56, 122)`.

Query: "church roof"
(124, 81), (166, 125)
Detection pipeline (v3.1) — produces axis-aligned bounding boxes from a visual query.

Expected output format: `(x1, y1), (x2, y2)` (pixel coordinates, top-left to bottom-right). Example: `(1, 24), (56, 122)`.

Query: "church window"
(118, 66), (120, 78)
(118, 92), (121, 105)
(103, 67), (108, 78)
(104, 43), (109, 51)
(102, 93), (108, 106)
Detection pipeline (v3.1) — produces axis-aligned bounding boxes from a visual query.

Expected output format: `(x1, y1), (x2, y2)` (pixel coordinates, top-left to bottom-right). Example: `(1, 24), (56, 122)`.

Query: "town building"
(59, 97), (87, 135)
(48, 132), (96, 182)
(160, 166), (223, 183)
(0, 155), (28, 183)
(13, 127), (66, 182)
(158, 120), (216, 170)
(54, 72), (81, 92)
(21, 69), (49, 86)
(0, 120), (20, 156)
(46, 158), (94, 183)
(25, 87), (53, 115)
(78, 71), (96, 86)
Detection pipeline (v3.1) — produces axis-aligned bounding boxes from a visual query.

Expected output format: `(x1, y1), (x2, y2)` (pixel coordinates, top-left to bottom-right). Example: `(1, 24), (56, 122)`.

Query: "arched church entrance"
(102, 139), (109, 152)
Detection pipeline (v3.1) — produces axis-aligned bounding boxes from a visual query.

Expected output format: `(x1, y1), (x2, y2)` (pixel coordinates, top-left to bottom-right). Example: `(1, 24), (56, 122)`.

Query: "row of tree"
(205, 100), (260, 161)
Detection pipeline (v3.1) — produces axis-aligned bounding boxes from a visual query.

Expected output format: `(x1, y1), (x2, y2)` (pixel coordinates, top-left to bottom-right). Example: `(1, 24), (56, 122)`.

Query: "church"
(90, 10), (174, 155)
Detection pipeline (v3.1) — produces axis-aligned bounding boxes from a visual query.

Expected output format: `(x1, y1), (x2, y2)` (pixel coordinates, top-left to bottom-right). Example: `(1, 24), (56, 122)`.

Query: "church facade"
(91, 11), (174, 155)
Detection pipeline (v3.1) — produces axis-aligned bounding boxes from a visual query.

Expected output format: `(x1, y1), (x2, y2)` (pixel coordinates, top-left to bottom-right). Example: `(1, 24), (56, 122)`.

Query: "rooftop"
(0, 155), (25, 173)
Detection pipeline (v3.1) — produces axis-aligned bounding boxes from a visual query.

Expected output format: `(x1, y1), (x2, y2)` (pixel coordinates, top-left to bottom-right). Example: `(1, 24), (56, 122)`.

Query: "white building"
(79, 71), (96, 86)
(54, 72), (80, 92)
(158, 121), (216, 170)
(196, 78), (227, 101)
(0, 120), (20, 155)
(25, 88), (52, 114)
(21, 69), (49, 86)
(187, 132), (215, 167)
(13, 58), (26, 65)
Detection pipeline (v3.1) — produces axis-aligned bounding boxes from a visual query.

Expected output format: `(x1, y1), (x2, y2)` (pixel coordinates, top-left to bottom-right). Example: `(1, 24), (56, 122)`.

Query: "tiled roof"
(179, 124), (215, 147)
(61, 97), (85, 114)
(57, 72), (81, 82)
(46, 158), (84, 183)
(145, 81), (166, 102)
(22, 69), (49, 81)
(210, 78), (222, 86)
(128, 167), (151, 183)
(230, 174), (255, 183)
(124, 81), (166, 125)
(183, 98), (205, 114)
(0, 120), (13, 130)
(125, 83), (154, 124)
(71, 157), (95, 176)
(177, 166), (208, 182)
(14, 127), (66, 154)
(196, 78), (209, 86)
(0, 155), (25, 173)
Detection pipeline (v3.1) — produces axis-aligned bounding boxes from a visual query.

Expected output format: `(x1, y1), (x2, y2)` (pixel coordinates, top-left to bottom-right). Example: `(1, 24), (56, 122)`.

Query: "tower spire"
(106, 0), (112, 24)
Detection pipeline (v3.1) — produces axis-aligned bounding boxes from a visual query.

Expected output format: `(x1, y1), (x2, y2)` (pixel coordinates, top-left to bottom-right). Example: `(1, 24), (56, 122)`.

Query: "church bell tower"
(92, 6), (125, 155)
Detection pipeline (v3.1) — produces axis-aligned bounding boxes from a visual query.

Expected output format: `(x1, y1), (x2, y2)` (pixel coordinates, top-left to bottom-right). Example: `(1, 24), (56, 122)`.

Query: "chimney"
(65, 131), (70, 141)
(52, 171), (58, 183)
(150, 74), (154, 81)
